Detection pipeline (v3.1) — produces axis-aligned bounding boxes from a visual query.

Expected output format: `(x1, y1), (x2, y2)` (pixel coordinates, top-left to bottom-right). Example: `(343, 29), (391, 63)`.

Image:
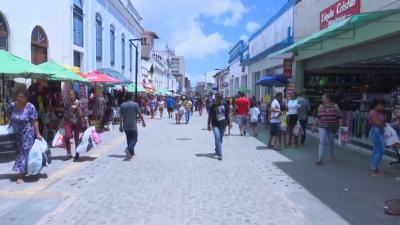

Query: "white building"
(227, 40), (248, 97)
(170, 56), (186, 94)
(0, 0), (144, 81)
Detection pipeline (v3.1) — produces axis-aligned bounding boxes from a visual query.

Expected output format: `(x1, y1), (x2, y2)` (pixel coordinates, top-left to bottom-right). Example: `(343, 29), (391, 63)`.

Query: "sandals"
(16, 178), (24, 184)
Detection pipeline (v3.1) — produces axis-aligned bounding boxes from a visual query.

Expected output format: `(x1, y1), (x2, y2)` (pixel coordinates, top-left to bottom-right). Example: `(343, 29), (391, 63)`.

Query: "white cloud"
(239, 34), (248, 41)
(246, 21), (260, 33)
(131, 0), (247, 59)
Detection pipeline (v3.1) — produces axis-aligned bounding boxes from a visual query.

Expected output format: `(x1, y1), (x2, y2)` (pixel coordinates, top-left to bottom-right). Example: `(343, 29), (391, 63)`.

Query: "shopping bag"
(0, 125), (17, 152)
(76, 126), (96, 153)
(90, 130), (102, 145)
(27, 139), (48, 175)
(384, 124), (399, 147)
(52, 128), (65, 148)
(293, 121), (304, 137)
(338, 127), (350, 146)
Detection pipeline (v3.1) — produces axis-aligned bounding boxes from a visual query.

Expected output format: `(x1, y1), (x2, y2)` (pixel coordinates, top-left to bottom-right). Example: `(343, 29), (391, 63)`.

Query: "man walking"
(184, 97), (193, 124)
(235, 92), (250, 136)
(166, 96), (174, 118)
(267, 92), (283, 150)
(119, 93), (146, 159)
(297, 92), (310, 145)
(208, 94), (230, 161)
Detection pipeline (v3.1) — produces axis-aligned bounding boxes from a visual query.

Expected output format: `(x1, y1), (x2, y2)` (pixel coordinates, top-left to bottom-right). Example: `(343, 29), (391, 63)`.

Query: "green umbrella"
(156, 87), (172, 96)
(97, 68), (132, 84)
(37, 60), (89, 83)
(0, 50), (53, 78)
(126, 84), (145, 93)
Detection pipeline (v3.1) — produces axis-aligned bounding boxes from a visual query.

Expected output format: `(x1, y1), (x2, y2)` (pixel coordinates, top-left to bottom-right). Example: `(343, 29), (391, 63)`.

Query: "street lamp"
(129, 38), (142, 101)
(214, 68), (224, 93)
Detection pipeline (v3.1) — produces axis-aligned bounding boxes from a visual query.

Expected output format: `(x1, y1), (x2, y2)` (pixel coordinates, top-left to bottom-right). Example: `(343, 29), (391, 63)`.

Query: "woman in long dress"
(8, 90), (43, 184)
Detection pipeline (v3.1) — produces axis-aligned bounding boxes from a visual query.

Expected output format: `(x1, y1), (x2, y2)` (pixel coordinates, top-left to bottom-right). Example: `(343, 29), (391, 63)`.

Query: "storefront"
(271, 2), (400, 145)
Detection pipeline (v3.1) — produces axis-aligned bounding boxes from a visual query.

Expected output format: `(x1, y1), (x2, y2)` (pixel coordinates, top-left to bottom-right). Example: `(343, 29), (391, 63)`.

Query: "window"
(95, 13), (102, 61)
(73, 51), (81, 67)
(0, 12), (9, 50)
(73, 0), (83, 47)
(31, 26), (48, 64)
(121, 33), (125, 70)
(129, 43), (132, 71)
(110, 25), (115, 65)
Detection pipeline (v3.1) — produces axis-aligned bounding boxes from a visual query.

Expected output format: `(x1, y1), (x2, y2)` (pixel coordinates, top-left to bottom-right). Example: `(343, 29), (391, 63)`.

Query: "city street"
(0, 114), (351, 225)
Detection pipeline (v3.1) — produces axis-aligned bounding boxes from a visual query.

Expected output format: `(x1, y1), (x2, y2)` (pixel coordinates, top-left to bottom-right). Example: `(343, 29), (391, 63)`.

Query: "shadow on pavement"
(109, 154), (126, 159)
(256, 146), (269, 150)
(0, 173), (47, 182)
(74, 156), (97, 162)
(195, 153), (216, 160)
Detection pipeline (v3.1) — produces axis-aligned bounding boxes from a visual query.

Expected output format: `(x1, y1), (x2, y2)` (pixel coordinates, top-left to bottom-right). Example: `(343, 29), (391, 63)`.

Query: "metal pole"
(135, 43), (138, 101)
(2, 74), (5, 124)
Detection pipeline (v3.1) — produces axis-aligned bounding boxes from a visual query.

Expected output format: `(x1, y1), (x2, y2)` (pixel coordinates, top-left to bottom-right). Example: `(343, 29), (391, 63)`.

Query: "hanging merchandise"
(338, 127), (350, 146)
(384, 124), (399, 147)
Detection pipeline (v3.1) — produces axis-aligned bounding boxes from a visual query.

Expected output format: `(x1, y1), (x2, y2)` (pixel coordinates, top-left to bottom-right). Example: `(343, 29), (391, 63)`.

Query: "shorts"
(270, 123), (281, 136)
(237, 116), (248, 127)
(250, 122), (258, 128)
(167, 107), (173, 112)
(287, 114), (298, 126)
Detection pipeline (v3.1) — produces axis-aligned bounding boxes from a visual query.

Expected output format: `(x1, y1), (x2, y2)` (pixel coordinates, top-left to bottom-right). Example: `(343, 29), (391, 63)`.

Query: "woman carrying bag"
(7, 90), (43, 184)
(63, 91), (84, 162)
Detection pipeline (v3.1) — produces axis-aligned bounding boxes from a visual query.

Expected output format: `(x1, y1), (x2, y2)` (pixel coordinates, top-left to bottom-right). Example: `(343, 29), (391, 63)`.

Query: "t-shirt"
(297, 97), (309, 120)
(287, 99), (298, 115)
(209, 103), (229, 127)
(235, 97), (250, 116)
(317, 103), (342, 128)
(166, 97), (174, 108)
(250, 107), (260, 123)
(119, 101), (141, 131)
(270, 99), (281, 124)
(184, 100), (192, 111)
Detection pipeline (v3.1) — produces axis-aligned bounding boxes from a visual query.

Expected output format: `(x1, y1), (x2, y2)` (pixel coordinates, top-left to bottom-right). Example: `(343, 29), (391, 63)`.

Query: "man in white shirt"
(268, 92), (283, 150)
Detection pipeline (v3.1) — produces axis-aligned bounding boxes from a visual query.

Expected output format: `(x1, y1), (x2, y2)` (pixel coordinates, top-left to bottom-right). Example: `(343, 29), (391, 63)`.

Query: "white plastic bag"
(27, 139), (48, 175)
(52, 128), (65, 148)
(384, 124), (399, 147)
(338, 127), (350, 146)
(0, 125), (14, 135)
(293, 121), (304, 137)
(76, 126), (97, 153)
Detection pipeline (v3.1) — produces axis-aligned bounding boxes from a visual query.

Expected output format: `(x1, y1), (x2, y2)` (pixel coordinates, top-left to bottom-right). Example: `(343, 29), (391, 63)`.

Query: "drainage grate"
(176, 138), (192, 141)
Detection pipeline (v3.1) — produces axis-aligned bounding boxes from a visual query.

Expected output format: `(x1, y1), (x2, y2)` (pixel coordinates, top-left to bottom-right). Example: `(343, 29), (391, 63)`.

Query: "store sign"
(283, 58), (293, 79)
(320, 0), (361, 30)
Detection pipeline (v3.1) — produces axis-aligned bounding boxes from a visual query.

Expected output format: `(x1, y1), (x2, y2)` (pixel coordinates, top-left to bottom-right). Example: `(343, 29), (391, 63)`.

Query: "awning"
(63, 65), (81, 74)
(37, 60), (89, 83)
(269, 9), (400, 58)
(97, 68), (132, 84)
(80, 71), (121, 84)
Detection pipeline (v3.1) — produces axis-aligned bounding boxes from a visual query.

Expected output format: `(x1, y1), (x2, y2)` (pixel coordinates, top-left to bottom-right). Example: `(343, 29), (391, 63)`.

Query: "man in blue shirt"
(166, 96), (174, 118)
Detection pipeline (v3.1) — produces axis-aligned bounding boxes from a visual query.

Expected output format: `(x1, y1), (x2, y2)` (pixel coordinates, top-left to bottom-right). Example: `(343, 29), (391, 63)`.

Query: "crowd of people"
(6, 79), (400, 183)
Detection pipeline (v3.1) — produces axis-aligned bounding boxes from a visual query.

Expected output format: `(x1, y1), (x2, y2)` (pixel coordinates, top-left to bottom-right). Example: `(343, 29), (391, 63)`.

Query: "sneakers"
(125, 149), (133, 159)
(217, 156), (222, 161)
(315, 160), (323, 166)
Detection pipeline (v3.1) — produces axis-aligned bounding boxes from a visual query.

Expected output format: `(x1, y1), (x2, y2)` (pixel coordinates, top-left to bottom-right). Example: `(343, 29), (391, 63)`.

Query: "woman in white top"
(287, 92), (299, 147)
(158, 97), (165, 118)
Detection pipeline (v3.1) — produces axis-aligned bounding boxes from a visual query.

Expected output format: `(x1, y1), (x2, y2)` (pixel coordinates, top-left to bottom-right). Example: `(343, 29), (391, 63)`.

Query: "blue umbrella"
(256, 75), (288, 87)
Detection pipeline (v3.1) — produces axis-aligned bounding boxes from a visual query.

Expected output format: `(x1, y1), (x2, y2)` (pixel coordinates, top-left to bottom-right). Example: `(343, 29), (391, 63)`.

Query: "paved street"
(0, 113), (352, 225)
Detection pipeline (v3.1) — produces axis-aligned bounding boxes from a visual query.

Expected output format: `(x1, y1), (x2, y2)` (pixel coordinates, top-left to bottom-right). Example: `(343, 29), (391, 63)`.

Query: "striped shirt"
(317, 103), (341, 127)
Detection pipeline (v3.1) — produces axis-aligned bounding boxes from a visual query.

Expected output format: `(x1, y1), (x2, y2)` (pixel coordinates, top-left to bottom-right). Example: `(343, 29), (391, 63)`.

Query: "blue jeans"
(318, 127), (335, 161)
(185, 111), (191, 124)
(369, 126), (385, 170)
(299, 120), (307, 144)
(213, 126), (226, 157)
(125, 130), (138, 155)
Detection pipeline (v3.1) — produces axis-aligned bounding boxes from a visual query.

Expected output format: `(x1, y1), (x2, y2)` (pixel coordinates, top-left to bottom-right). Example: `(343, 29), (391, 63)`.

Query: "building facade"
(227, 40), (247, 97)
(170, 56), (186, 94)
(0, 0), (143, 81)
(242, 0), (295, 102)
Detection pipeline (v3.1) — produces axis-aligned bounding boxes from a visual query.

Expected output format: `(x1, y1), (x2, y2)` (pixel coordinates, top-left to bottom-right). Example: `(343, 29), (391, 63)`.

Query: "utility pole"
(129, 38), (142, 101)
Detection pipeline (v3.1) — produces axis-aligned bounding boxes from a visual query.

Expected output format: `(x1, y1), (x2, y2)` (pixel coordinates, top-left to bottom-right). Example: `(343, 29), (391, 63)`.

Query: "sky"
(131, 0), (289, 84)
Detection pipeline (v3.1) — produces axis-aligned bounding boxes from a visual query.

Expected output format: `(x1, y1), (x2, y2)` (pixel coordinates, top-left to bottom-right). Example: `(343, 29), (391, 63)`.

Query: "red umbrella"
(80, 71), (121, 83)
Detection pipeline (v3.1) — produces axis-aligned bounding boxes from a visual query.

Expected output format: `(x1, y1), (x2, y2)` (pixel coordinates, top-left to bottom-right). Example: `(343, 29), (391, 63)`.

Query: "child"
(249, 103), (261, 137)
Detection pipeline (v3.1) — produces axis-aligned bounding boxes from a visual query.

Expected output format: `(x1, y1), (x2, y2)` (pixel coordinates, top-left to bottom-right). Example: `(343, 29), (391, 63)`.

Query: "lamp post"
(129, 38), (142, 101)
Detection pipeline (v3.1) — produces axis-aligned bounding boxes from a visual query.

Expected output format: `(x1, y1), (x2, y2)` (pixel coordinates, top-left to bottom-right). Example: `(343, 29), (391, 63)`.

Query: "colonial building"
(0, 0), (144, 81)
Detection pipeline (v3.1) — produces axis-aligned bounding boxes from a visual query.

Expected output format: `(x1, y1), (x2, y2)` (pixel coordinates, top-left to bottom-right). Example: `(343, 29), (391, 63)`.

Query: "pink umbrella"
(80, 71), (121, 83)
